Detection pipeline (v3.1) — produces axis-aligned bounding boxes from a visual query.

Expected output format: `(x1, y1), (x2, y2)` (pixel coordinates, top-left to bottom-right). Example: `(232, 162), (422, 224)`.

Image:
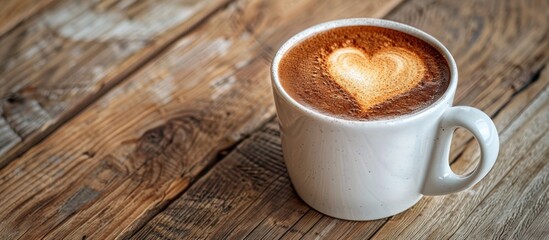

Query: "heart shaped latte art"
(326, 47), (426, 111)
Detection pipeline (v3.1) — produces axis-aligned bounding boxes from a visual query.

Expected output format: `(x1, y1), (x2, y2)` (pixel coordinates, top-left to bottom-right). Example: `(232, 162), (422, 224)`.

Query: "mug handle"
(422, 106), (499, 195)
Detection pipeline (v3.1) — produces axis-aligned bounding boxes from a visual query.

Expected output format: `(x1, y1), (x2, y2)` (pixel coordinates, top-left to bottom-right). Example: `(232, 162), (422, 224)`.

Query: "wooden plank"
(0, 0), (231, 167)
(0, 0), (403, 239)
(450, 140), (548, 239)
(131, 120), (387, 239)
(131, 120), (291, 239)
(0, 0), (58, 156)
(295, 216), (387, 240)
(134, 0), (549, 238)
(0, 0), (56, 37)
(524, 202), (549, 239)
(371, 68), (549, 239)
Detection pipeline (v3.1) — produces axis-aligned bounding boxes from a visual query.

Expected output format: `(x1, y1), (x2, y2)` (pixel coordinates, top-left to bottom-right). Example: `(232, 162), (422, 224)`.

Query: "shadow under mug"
(271, 18), (499, 221)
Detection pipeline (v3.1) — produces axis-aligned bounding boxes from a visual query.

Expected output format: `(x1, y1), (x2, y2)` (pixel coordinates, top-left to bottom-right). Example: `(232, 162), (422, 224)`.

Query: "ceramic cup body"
(271, 18), (499, 221)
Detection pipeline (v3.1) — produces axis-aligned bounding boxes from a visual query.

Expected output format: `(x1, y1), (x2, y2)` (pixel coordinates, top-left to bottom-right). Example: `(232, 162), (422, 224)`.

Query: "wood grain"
(524, 202), (549, 239)
(131, 120), (291, 239)
(133, 0), (549, 238)
(0, 0), (402, 239)
(131, 120), (388, 239)
(0, 0), (56, 37)
(0, 0), (231, 167)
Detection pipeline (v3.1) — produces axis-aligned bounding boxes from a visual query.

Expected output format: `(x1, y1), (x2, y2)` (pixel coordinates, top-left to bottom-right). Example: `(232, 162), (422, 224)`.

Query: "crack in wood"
(491, 64), (546, 121)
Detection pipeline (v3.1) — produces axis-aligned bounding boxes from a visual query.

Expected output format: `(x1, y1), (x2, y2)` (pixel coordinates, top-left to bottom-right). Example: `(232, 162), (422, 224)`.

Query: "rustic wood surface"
(0, 0), (56, 37)
(0, 0), (547, 239)
(0, 0), (231, 167)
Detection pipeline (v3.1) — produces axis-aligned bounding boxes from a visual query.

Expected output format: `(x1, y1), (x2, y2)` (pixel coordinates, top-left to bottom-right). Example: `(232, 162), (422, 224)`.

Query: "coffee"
(278, 26), (450, 120)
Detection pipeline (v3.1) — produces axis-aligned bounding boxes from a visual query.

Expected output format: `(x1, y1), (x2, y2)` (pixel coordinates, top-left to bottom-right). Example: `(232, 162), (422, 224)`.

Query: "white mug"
(271, 18), (499, 221)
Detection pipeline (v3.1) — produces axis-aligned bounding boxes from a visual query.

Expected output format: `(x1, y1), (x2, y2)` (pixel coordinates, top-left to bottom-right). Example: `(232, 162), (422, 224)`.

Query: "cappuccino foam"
(279, 26), (450, 120)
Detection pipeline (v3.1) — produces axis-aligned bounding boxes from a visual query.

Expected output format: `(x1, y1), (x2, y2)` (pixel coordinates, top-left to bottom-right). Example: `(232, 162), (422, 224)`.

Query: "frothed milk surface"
(279, 26), (450, 120)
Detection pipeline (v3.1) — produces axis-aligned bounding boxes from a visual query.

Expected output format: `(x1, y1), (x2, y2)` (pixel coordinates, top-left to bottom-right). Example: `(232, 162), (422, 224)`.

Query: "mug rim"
(271, 18), (458, 126)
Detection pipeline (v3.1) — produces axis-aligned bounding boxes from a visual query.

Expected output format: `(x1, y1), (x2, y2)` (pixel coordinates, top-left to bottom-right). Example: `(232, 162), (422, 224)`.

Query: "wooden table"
(0, 0), (547, 239)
